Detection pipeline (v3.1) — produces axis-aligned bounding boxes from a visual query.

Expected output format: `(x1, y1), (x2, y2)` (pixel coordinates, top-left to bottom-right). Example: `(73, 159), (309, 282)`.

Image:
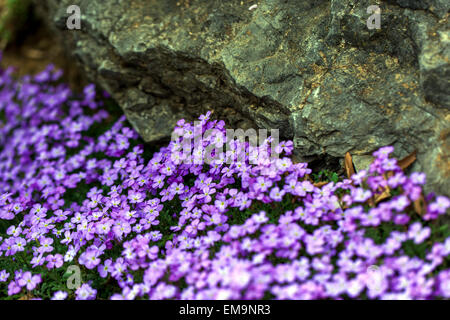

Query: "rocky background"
(33, 0), (449, 197)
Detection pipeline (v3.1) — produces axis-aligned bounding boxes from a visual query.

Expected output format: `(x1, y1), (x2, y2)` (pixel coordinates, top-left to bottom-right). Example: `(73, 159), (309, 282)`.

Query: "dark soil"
(1, 19), (86, 91)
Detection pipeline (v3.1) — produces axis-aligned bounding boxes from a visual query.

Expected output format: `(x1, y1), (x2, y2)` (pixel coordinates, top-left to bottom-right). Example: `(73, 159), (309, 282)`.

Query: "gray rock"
(34, 0), (449, 197)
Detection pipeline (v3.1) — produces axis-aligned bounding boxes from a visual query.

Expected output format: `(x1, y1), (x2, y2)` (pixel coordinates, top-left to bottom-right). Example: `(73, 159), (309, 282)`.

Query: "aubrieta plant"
(0, 54), (449, 300)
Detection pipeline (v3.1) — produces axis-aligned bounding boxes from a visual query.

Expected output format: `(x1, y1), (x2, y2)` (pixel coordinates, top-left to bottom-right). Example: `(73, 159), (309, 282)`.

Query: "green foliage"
(312, 169), (340, 184)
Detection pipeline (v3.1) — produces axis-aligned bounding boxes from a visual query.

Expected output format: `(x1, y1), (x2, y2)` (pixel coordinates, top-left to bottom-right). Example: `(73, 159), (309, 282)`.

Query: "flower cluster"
(0, 57), (449, 300)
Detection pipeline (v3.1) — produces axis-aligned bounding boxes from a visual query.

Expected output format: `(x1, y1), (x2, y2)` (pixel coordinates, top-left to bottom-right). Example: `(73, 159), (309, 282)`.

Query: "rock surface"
(34, 0), (449, 197)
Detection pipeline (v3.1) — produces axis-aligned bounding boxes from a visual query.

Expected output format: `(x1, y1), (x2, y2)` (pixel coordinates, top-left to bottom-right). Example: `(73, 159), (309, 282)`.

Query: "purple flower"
(0, 270), (10, 282)
(276, 158), (292, 172)
(351, 188), (372, 203)
(111, 258), (127, 278)
(52, 291), (68, 300)
(437, 270), (450, 298)
(18, 272), (42, 291)
(410, 172), (426, 185)
(390, 195), (410, 212)
(297, 181), (314, 197)
(8, 280), (22, 296)
(428, 196), (450, 215)
(75, 283), (97, 300)
(38, 237), (54, 253)
(169, 182), (185, 195)
(12, 237), (26, 252)
(80, 249), (102, 269)
(393, 213), (410, 225)
(30, 254), (46, 268)
(254, 176), (272, 193)
(373, 146), (394, 159)
(128, 190), (144, 204)
(408, 222), (431, 244)
(46, 254), (64, 269)
(269, 187), (285, 202)
(98, 259), (113, 278)
(275, 140), (294, 155)
(88, 194), (103, 208)
(198, 187), (216, 203)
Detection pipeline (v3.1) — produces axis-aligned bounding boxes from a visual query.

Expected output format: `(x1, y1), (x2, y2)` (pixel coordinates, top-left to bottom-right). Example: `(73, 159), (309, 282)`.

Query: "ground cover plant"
(0, 56), (449, 300)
